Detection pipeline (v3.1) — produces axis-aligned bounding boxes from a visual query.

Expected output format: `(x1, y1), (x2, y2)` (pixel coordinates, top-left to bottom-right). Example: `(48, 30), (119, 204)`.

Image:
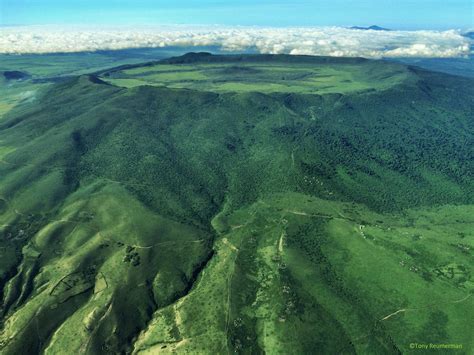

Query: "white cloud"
(0, 25), (470, 58)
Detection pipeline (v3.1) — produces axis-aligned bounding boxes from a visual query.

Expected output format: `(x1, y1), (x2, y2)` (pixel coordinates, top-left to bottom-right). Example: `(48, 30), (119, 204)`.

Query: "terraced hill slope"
(0, 54), (473, 354)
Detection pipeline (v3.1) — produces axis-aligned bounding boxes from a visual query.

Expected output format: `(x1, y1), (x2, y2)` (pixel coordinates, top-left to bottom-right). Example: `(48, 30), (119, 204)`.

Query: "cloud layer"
(0, 25), (470, 58)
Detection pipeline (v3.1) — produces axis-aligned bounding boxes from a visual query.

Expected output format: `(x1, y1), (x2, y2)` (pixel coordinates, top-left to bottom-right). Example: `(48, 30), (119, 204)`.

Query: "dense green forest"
(0, 54), (472, 354)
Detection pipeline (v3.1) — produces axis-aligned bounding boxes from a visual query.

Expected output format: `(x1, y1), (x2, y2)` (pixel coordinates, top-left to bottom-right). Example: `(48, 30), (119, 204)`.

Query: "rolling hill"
(0, 53), (473, 354)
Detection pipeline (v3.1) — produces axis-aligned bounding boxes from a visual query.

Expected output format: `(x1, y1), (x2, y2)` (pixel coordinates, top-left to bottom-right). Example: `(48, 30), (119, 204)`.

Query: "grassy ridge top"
(0, 54), (473, 353)
(100, 53), (417, 94)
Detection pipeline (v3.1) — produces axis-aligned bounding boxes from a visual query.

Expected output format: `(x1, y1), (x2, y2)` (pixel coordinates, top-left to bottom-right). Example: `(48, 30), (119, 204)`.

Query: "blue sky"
(0, 0), (472, 29)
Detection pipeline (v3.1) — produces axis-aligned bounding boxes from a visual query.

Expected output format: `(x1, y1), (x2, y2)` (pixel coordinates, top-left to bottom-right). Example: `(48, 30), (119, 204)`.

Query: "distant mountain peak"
(350, 25), (391, 31)
(462, 31), (474, 39)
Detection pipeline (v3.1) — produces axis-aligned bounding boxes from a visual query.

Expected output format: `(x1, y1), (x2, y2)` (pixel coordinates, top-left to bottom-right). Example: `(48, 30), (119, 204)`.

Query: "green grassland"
(0, 48), (194, 120)
(135, 195), (473, 354)
(0, 48), (190, 78)
(0, 53), (473, 354)
(0, 80), (44, 120)
(102, 55), (414, 94)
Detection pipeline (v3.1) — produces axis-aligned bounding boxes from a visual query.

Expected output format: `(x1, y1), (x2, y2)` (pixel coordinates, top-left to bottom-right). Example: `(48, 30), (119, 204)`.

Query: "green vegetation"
(102, 54), (414, 94)
(0, 49), (184, 78)
(0, 53), (473, 354)
(0, 48), (189, 120)
(0, 73), (43, 119)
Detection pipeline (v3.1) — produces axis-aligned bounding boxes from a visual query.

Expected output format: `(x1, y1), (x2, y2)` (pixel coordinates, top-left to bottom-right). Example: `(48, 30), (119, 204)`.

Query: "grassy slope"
(0, 54), (473, 354)
(101, 55), (414, 94)
(141, 195), (472, 354)
(0, 48), (191, 121)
